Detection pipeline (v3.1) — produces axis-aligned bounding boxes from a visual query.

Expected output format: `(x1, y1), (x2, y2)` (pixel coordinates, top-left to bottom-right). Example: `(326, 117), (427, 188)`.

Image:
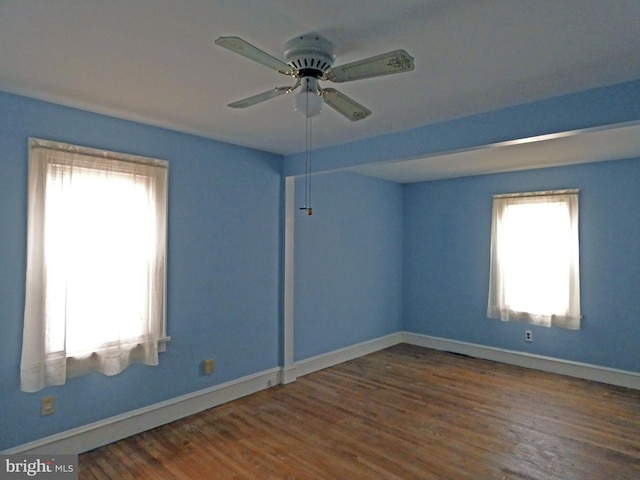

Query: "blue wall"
(293, 172), (403, 360)
(0, 92), (282, 450)
(287, 79), (640, 374)
(3, 78), (640, 451)
(403, 159), (640, 372)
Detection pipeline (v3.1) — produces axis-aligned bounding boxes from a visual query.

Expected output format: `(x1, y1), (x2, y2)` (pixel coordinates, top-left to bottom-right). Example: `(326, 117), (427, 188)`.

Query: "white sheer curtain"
(487, 190), (581, 330)
(21, 138), (168, 393)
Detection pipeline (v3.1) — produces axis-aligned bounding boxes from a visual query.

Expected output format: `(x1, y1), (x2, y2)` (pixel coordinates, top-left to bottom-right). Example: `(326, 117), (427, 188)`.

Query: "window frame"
(487, 189), (581, 330)
(21, 138), (169, 392)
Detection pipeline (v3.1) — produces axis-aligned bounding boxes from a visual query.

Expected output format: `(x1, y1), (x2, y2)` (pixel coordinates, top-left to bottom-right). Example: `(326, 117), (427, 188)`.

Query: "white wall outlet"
(525, 330), (533, 342)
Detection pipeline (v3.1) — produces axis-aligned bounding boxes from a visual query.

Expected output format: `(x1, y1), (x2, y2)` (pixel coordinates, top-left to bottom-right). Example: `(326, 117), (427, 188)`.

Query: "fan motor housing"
(284, 34), (335, 78)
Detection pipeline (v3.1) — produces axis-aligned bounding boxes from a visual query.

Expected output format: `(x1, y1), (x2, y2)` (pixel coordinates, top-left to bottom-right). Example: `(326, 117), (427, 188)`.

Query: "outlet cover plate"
(41, 396), (55, 416)
(203, 359), (214, 375)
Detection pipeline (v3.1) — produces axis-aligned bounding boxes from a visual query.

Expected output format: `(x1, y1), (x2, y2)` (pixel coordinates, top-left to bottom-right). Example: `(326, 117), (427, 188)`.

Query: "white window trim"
(21, 138), (170, 393)
(487, 189), (581, 330)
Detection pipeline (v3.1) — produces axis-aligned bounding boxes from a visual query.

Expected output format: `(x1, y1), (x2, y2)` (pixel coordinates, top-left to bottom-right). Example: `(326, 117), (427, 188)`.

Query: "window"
(21, 139), (169, 392)
(487, 190), (581, 330)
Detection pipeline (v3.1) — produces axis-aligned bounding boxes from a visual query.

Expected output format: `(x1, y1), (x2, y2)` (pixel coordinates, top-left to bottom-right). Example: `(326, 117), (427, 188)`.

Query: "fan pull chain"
(305, 115), (312, 215)
(300, 90), (313, 216)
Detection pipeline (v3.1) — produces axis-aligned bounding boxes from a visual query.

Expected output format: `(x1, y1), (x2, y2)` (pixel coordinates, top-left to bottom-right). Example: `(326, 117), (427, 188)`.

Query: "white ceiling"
(1, 0), (640, 174)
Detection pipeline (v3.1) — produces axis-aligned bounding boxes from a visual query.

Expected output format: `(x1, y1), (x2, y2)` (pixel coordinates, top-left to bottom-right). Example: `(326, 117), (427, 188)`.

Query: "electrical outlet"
(203, 359), (215, 375)
(525, 330), (533, 342)
(41, 396), (55, 416)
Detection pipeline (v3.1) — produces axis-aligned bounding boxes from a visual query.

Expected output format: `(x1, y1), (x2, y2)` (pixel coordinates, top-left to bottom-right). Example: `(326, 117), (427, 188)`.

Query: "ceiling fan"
(215, 34), (415, 121)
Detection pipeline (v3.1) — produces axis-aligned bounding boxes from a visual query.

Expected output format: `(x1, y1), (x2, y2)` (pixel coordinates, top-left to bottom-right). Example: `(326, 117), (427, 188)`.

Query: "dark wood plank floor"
(79, 344), (640, 479)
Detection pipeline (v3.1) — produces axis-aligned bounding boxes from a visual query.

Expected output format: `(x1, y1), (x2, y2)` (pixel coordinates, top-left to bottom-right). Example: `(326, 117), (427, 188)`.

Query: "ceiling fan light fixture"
(295, 77), (323, 117)
(216, 33), (414, 121)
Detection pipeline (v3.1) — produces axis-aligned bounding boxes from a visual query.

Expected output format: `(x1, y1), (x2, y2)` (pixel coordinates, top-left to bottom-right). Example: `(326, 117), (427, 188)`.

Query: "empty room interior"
(1, 1), (640, 478)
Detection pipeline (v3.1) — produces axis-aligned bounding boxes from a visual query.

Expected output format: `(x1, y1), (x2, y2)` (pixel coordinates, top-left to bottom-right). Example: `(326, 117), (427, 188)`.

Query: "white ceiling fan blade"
(321, 88), (371, 121)
(215, 36), (296, 76)
(326, 49), (414, 83)
(228, 83), (299, 108)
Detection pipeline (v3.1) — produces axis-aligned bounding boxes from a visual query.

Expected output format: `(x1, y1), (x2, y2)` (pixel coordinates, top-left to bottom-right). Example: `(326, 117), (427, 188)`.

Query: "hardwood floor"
(79, 344), (640, 479)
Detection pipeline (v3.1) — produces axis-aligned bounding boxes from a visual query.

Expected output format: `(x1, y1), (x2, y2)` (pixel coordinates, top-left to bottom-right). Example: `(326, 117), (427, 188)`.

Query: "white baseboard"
(402, 332), (640, 390)
(294, 332), (403, 378)
(4, 367), (281, 455)
(281, 365), (298, 384)
(4, 334), (401, 455)
(7, 331), (638, 455)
